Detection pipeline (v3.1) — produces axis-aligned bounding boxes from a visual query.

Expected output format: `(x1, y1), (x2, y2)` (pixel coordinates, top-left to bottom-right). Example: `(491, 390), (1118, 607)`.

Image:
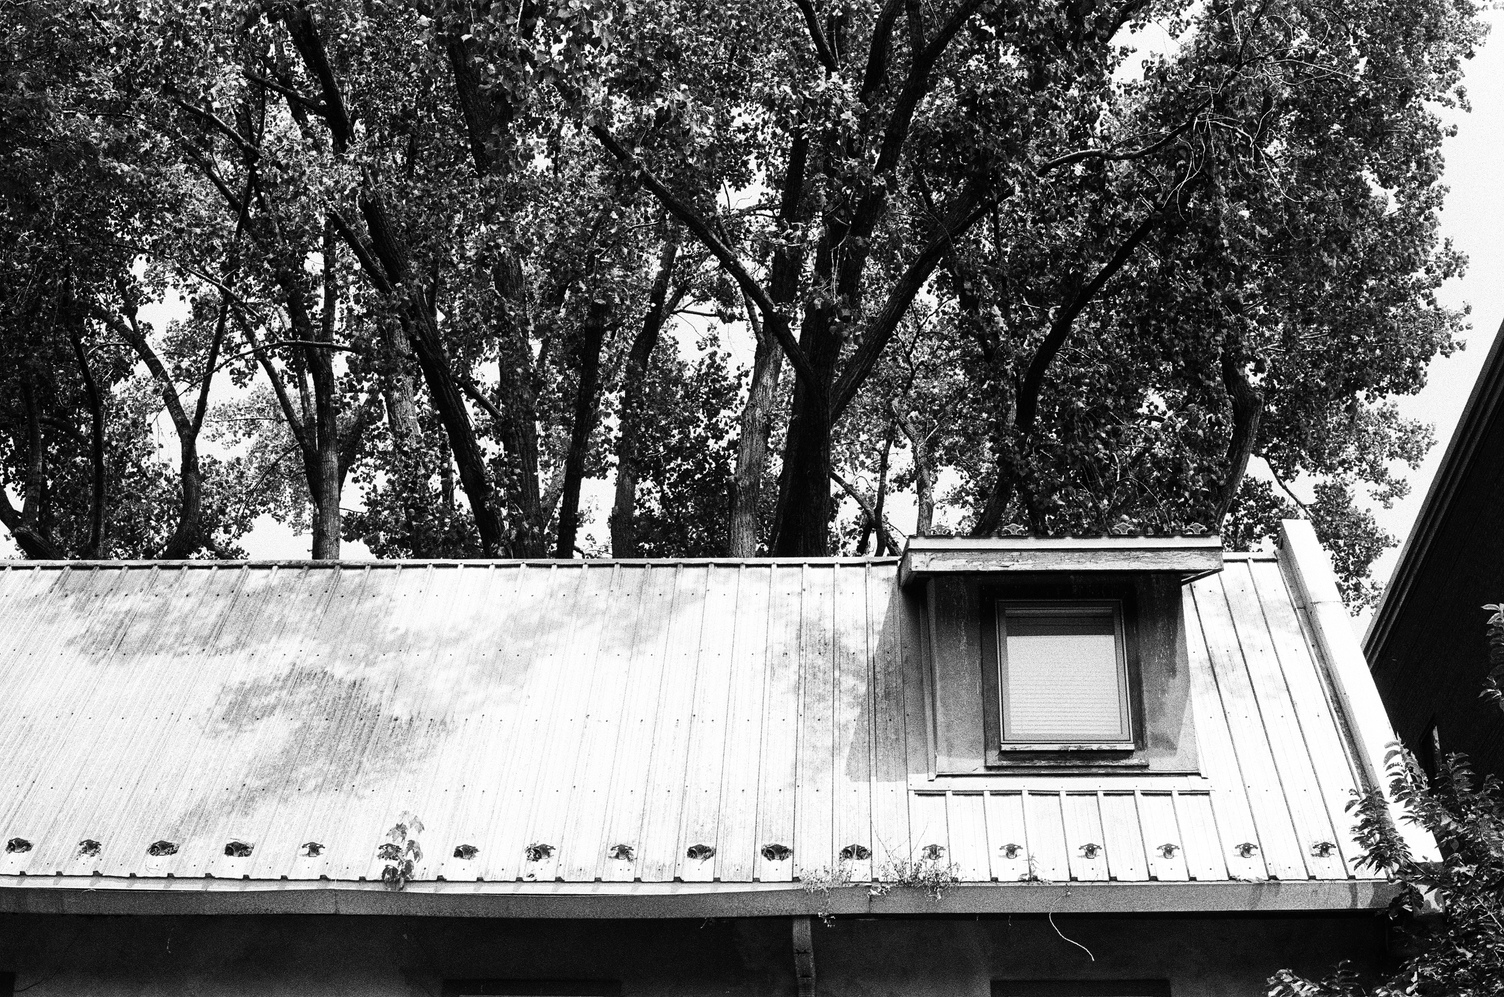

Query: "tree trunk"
(108, 307), (204, 559)
(890, 400), (934, 537)
(0, 380), (66, 559)
(160, 435), (205, 560)
(358, 194), (507, 554)
(492, 251), (546, 556)
(610, 237), (679, 557)
(1214, 349), (1264, 526)
(555, 299), (613, 558)
(771, 302), (841, 556)
(69, 323), (105, 557)
(445, 17), (547, 557)
(728, 296), (784, 557)
(309, 221), (342, 560)
(831, 469), (899, 556)
(278, 6), (505, 555)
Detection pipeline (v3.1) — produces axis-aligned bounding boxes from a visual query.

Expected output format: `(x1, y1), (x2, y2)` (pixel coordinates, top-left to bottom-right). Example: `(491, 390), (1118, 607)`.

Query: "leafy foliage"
(378, 812), (424, 891)
(0, 0), (1486, 605)
(1269, 748), (1504, 996)
(1482, 604), (1504, 715)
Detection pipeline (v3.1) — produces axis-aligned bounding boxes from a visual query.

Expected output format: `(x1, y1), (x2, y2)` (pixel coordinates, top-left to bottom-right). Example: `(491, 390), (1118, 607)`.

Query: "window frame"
(979, 580), (1146, 768)
(993, 599), (1133, 750)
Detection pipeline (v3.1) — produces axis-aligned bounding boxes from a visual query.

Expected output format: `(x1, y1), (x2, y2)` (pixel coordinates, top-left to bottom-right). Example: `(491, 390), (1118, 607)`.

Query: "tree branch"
(890, 399), (934, 536)
(833, 182), (994, 417)
(1016, 195), (1166, 431)
(1036, 101), (1208, 174)
(791, 0), (839, 71)
(243, 72), (328, 115)
(831, 469), (901, 555)
(589, 123), (816, 385)
(859, 0), (905, 104)
(453, 371), (506, 426)
(229, 310), (315, 460)
(327, 209), (394, 294)
(173, 98), (260, 162)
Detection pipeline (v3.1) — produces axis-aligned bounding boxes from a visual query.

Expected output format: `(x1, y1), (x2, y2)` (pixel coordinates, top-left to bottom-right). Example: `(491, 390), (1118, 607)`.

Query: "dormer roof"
(899, 534), (1224, 586)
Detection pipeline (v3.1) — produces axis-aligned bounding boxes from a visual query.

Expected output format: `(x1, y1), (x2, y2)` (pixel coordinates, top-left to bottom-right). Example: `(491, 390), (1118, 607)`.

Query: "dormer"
(901, 533), (1223, 775)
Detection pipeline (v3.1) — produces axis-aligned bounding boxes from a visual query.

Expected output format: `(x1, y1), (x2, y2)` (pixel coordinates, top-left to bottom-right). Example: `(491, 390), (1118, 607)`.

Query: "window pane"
(1003, 608), (1125, 741)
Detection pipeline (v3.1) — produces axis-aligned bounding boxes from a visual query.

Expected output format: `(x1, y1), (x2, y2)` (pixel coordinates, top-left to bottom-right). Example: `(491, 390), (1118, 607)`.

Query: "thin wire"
(1047, 889), (1096, 962)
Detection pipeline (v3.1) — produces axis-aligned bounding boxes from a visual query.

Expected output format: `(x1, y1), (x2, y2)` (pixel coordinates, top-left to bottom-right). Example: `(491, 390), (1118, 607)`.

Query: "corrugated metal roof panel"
(0, 553), (1379, 898)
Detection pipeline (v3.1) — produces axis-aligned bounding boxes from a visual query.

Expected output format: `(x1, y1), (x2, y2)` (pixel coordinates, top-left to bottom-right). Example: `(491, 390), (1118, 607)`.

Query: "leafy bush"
(1268, 749), (1504, 995)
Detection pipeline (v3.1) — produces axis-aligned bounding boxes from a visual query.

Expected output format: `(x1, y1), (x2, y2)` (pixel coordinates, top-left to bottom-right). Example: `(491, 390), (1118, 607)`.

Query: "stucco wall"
(0, 913), (1386, 996)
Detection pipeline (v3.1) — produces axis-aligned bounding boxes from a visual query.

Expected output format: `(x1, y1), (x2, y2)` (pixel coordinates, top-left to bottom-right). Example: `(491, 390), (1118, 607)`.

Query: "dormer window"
(997, 602), (1132, 749)
(902, 534), (1219, 775)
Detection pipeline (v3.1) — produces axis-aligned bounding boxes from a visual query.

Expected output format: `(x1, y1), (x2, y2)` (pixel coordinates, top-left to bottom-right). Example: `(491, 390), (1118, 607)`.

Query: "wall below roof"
(0, 912), (1387, 996)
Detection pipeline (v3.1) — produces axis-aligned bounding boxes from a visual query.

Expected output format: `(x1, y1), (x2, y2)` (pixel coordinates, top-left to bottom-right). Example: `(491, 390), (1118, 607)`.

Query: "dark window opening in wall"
(993, 981), (1171, 997)
(994, 601), (1133, 749)
(443, 982), (621, 997)
(1, 970), (13, 996)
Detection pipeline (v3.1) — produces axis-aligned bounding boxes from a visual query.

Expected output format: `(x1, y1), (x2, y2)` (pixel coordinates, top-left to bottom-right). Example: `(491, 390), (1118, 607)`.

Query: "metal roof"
(0, 549), (1403, 913)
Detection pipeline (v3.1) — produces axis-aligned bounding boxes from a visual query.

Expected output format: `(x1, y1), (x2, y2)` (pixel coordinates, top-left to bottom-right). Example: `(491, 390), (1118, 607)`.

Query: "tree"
(0, 0), (1483, 595)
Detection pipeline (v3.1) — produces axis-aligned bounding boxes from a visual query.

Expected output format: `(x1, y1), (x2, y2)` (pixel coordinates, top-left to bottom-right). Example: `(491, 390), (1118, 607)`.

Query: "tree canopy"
(0, 0), (1484, 605)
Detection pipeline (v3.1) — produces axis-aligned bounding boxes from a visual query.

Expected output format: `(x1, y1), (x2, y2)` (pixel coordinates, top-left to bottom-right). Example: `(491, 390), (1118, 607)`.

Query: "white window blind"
(1000, 605), (1129, 742)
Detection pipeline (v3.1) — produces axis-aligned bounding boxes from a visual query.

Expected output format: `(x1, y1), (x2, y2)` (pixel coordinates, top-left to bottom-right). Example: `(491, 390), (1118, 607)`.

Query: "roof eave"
(899, 536), (1224, 588)
(0, 876), (1396, 917)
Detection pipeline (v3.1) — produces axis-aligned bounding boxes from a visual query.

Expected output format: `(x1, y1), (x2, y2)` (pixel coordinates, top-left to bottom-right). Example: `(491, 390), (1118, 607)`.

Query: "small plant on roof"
(869, 846), (960, 901)
(379, 812), (423, 891)
(800, 864), (854, 923)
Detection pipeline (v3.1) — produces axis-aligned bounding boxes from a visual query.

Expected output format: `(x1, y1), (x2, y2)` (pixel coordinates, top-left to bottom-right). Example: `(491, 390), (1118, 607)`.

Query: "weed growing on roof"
(869, 853), (961, 901)
(800, 864), (854, 921)
(379, 812), (423, 891)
